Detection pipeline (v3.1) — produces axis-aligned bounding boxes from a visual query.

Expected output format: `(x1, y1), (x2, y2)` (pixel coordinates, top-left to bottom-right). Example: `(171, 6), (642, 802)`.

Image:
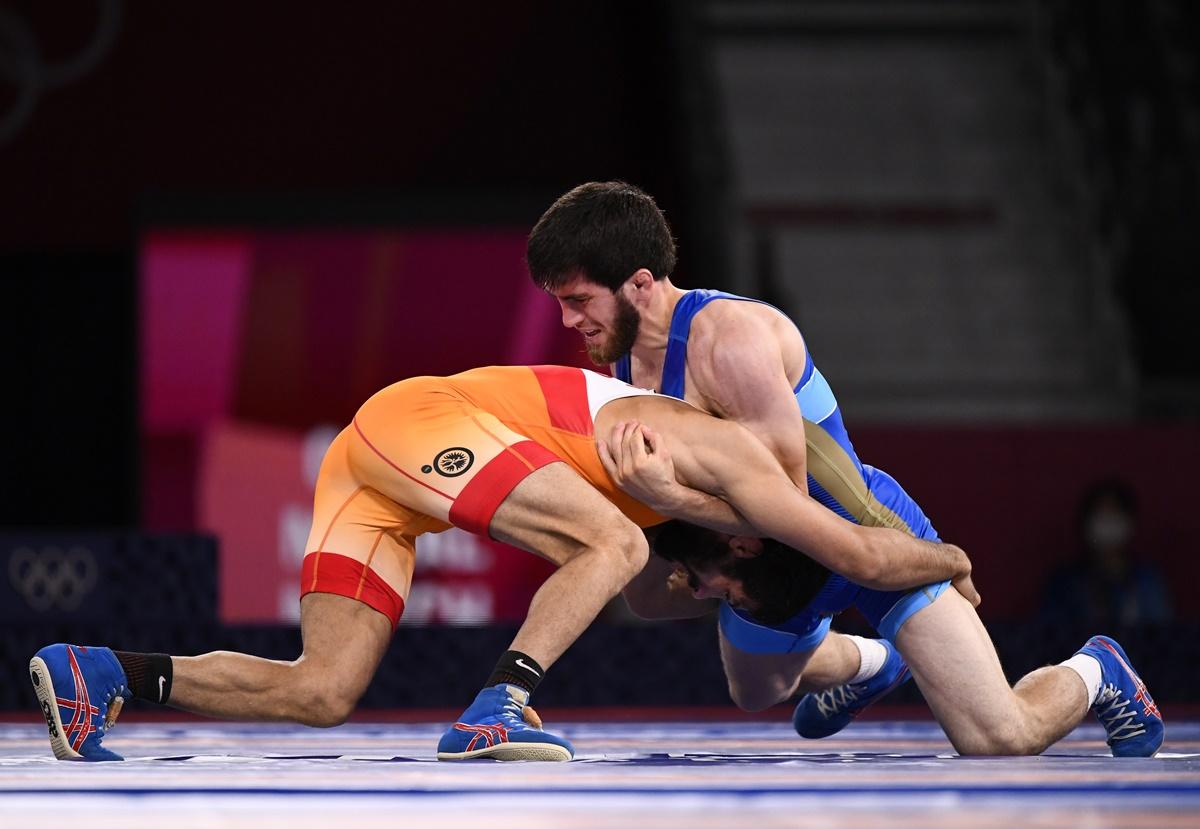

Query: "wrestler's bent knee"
(574, 522), (648, 576)
(287, 666), (365, 728)
(727, 684), (778, 713)
(611, 524), (650, 578)
(300, 686), (359, 728)
(952, 723), (1036, 757)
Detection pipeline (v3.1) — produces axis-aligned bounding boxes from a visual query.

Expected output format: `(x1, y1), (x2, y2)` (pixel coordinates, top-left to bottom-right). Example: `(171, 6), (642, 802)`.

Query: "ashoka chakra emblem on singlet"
(433, 447), (475, 477)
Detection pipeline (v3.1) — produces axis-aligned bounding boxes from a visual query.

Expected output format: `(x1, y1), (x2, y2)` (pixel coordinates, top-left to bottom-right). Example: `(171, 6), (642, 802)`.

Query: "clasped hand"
(596, 420), (680, 511)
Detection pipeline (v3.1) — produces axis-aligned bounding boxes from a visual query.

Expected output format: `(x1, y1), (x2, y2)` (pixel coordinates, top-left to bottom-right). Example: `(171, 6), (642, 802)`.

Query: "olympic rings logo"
(7, 546), (99, 612)
(0, 0), (122, 145)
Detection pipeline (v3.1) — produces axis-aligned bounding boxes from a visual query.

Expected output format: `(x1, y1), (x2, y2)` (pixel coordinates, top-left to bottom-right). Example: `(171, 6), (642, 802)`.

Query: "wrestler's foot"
(437, 684), (573, 761)
(792, 639), (910, 739)
(29, 644), (128, 761)
(1077, 635), (1164, 757)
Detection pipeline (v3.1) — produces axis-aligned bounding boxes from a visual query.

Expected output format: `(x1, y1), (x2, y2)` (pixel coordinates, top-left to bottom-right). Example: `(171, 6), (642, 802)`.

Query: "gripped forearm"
(671, 416), (968, 588)
(714, 461), (968, 590)
(855, 530), (969, 591)
(656, 485), (759, 536)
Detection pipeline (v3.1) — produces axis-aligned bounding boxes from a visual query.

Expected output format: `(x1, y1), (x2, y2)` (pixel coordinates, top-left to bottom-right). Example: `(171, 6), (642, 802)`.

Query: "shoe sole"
(29, 656), (84, 761)
(437, 742), (572, 762)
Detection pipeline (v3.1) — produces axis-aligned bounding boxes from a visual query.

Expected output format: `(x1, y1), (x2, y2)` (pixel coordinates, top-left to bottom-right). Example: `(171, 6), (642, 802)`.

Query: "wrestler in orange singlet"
(30, 364), (971, 763)
(302, 364), (664, 627)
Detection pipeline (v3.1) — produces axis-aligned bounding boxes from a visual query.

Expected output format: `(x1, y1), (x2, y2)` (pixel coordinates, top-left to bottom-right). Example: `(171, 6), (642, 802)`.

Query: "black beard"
(733, 539), (832, 626)
(587, 292), (641, 366)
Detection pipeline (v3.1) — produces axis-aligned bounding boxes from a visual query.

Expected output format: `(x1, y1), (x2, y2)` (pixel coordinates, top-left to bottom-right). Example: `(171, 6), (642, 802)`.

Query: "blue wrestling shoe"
(437, 684), (573, 761)
(29, 644), (128, 761)
(1077, 635), (1164, 758)
(792, 639), (911, 739)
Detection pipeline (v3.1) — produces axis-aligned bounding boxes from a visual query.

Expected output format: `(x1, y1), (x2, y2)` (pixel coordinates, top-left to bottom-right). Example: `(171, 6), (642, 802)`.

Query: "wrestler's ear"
(625, 268), (655, 296)
(728, 537), (764, 559)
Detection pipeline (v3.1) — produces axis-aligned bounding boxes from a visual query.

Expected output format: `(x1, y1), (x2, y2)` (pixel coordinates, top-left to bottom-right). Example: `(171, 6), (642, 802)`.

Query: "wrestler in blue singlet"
(615, 289), (950, 654)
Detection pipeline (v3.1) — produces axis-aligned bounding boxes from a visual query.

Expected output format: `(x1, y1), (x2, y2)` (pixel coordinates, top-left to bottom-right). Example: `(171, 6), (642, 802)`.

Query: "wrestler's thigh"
(304, 428), (419, 624)
(895, 588), (1020, 737)
(719, 630), (814, 706)
(488, 461), (645, 567)
(349, 408), (517, 522)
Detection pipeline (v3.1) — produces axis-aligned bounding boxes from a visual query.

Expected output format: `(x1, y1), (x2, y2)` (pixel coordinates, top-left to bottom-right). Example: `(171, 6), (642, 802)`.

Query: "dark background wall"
(1, 2), (688, 247)
(1, 0), (690, 531)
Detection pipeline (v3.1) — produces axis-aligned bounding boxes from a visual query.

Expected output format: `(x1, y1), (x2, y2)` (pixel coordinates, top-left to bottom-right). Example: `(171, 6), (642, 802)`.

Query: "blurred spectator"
(1041, 480), (1173, 627)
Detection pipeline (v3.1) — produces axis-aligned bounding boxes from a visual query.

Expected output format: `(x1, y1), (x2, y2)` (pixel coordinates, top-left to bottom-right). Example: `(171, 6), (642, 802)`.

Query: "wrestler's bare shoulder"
(686, 297), (807, 388)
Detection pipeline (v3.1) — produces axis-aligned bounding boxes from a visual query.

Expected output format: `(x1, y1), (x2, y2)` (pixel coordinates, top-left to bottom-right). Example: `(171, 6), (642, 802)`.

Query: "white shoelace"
(500, 698), (526, 726)
(1094, 683), (1147, 742)
(813, 684), (863, 719)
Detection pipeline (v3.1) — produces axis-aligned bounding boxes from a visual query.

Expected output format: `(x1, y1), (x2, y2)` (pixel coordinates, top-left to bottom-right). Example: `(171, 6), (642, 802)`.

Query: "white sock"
(1060, 654), (1103, 708)
(847, 636), (889, 684)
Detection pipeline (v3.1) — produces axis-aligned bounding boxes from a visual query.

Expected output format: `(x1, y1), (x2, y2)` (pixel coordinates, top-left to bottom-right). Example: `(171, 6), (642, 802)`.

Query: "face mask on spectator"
(1086, 511), (1133, 550)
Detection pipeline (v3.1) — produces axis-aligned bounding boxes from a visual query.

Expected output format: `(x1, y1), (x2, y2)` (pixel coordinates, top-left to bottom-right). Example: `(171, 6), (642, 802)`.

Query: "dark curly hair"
(527, 181), (677, 292)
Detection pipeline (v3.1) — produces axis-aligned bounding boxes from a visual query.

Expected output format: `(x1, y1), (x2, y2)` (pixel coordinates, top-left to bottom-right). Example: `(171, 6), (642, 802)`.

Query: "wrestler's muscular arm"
(630, 306), (812, 526)
(601, 403), (972, 594)
(687, 303), (811, 492)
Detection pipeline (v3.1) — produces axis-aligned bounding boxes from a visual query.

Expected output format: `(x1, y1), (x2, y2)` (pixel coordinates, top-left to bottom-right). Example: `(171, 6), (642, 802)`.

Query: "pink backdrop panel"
(141, 232), (253, 432)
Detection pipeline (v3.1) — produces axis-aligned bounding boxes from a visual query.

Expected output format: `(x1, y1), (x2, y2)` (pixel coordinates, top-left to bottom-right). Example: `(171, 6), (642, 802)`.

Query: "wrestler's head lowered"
(652, 520), (831, 626)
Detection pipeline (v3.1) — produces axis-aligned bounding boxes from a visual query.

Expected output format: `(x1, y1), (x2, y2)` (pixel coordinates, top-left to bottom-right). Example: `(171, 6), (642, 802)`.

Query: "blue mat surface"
(2, 720), (1198, 827)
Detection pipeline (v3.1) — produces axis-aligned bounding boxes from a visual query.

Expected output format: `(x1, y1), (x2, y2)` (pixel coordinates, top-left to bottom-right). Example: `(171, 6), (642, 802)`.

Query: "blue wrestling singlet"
(615, 289), (949, 653)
